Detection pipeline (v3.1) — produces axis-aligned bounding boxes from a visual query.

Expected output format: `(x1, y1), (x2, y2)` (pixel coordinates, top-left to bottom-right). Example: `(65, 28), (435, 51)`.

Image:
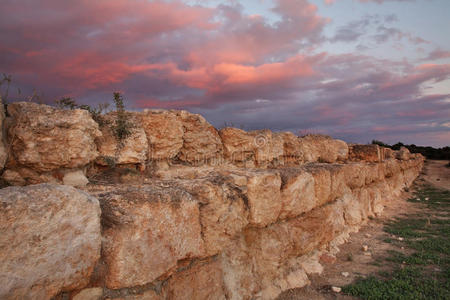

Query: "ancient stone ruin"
(0, 101), (424, 299)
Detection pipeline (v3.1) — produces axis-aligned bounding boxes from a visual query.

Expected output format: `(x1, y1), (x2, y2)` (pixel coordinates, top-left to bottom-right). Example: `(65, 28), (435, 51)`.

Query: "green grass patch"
(342, 266), (449, 300)
(343, 185), (450, 299)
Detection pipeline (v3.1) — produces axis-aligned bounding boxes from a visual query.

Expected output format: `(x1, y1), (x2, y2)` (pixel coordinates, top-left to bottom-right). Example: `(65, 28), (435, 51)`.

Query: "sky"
(1, 0), (449, 147)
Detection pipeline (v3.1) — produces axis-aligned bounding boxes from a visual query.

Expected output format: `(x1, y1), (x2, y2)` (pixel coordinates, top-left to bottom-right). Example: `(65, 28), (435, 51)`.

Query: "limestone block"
(0, 184), (101, 299)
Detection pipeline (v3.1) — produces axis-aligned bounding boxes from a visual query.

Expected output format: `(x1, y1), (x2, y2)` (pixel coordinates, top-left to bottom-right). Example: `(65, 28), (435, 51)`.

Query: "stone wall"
(0, 103), (352, 185)
(0, 103), (424, 299)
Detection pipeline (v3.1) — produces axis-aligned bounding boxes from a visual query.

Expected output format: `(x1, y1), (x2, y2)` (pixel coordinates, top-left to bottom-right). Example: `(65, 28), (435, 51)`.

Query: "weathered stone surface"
(153, 165), (218, 180)
(220, 236), (259, 300)
(109, 290), (162, 300)
(278, 168), (315, 219)
(165, 259), (226, 300)
(259, 268), (309, 300)
(298, 252), (324, 275)
(219, 128), (278, 167)
(97, 185), (205, 288)
(96, 112), (148, 165)
(341, 192), (366, 227)
(383, 147), (395, 159)
(382, 159), (395, 178)
(235, 169), (282, 227)
(176, 110), (223, 165)
(299, 135), (348, 163)
(274, 132), (303, 165)
(73, 287), (103, 300)
(271, 132), (285, 163)
(364, 163), (384, 185)
(0, 184), (101, 300)
(396, 146), (411, 160)
(140, 110), (184, 160)
(342, 162), (366, 189)
(348, 144), (382, 162)
(322, 139), (349, 163)
(1, 169), (26, 185)
(1, 167), (61, 186)
(368, 183), (385, 216)
(0, 96), (6, 170)
(219, 127), (254, 165)
(328, 164), (351, 200)
(6, 102), (101, 171)
(252, 129), (276, 167)
(246, 202), (345, 266)
(239, 202), (344, 299)
(175, 177), (248, 256)
(63, 169), (89, 187)
(303, 165), (332, 206)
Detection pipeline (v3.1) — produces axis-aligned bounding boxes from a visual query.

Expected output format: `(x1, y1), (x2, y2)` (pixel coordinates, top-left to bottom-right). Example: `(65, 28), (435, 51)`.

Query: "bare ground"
(277, 160), (450, 300)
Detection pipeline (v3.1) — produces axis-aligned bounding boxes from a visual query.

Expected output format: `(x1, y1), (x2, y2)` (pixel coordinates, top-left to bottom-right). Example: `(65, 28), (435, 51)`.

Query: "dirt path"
(421, 160), (450, 191)
(277, 160), (449, 300)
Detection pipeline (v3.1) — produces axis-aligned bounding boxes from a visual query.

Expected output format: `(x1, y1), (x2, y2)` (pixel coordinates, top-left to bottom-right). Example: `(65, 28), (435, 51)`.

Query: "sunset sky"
(1, 0), (449, 147)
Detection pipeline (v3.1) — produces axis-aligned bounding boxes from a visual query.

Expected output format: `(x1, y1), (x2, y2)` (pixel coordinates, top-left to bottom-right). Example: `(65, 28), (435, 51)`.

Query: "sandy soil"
(421, 160), (450, 191)
(276, 160), (449, 300)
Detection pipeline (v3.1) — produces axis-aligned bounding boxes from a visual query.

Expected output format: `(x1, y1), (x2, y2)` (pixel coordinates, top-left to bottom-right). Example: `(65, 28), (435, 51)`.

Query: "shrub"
(55, 97), (77, 109)
(112, 92), (132, 142)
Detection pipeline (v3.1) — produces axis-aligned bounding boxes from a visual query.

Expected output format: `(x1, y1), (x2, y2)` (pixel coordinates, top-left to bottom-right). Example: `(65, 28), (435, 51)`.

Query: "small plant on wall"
(112, 92), (132, 143)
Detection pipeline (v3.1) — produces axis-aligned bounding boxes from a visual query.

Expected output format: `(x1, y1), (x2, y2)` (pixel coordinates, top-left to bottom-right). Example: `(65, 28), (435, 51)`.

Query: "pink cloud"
(144, 55), (315, 95)
(358, 0), (415, 3)
(326, 0), (414, 4)
(396, 109), (437, 117)
(424, 49), (450, 61)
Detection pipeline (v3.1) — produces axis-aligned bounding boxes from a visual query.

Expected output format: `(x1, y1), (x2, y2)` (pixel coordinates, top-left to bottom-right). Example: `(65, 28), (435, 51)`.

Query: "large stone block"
(241, 202), (345, 298)
(219, 127), (254, 164)
(176, 111), (223, 165)
(348, 144), (382, 162)
(6, 102), (101, 171)
(366, 162), (385, 184)
(97, 184), (205, 288)
(0, 184), (101, 300)
(219, 236), (259, 300)
(278, 168), (316, 219)
(299, 135), (348, 163)
(342, 191), (368, 226)
(274, 132), (303, 165)
(96, 112), (148, 165)
(164, 259), (227, 300)
(219, 128), (278, 167)
(342, 162), (366, 189)
(140, 110), (184, 160)
(246, 202), (345, 264)
(383, 147), (395, 159)
(303, 165), (332, 206)
(383, 158), (401, 178)
(240, 169), (282, 227)
(396, 146), (411, 161)
(174, 177), (249, 256)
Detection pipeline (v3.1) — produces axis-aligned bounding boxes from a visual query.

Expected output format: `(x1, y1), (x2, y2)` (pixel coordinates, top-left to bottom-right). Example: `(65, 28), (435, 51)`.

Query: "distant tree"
(391, 142), (405, 150)
(372, 140), (449, 160)
(371, 140), (390, 147)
